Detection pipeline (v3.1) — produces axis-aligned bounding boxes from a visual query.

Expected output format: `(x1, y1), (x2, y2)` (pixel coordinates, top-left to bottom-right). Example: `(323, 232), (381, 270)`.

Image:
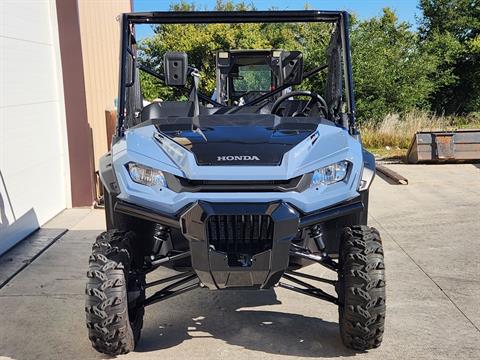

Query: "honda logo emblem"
(217, 155), (260, 161)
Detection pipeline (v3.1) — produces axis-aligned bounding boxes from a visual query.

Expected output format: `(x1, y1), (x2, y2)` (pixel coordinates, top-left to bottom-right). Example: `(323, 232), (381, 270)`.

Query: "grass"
(366, 146), (406, 160)
(361, 110), (480, 159)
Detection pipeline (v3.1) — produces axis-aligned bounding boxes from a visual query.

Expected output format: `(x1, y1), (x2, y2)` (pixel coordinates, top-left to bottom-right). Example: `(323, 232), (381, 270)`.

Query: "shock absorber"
(310, 224), (326, 254)
(152, 223), (169, 255)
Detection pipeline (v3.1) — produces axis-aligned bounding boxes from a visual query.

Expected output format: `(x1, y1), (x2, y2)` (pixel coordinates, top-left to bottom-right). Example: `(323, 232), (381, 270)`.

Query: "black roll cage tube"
(116, 10), (357, 138)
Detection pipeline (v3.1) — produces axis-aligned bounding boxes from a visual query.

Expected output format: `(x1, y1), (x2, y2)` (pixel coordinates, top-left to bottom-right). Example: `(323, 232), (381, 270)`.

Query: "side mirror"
(163, 51), (188, 86)
(280, 51), (304, 86)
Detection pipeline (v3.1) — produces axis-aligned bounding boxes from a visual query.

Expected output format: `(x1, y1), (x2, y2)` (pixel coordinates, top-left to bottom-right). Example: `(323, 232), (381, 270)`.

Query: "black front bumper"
(115, 199), (363, 289)
(180, 201), (299, 289)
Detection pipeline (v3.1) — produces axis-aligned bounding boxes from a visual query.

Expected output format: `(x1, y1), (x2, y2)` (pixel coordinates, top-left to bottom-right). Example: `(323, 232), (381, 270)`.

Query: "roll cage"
(116, 10), (357, 138)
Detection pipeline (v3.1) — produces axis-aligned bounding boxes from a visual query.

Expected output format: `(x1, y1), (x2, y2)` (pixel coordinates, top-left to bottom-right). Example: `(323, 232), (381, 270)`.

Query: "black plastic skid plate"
(180, 201), (299, 289)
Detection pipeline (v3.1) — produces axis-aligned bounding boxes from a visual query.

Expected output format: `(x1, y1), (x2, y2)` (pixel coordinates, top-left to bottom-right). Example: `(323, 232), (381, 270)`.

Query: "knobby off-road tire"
(85, 230), (145, 355)
(337, 225), (386, 350)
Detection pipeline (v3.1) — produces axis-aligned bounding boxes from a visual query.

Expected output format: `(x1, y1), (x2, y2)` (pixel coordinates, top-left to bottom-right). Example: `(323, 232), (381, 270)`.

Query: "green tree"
(419, 0), (480, 113)
(138, 1), (331, 101)
(139, 1), (262, 100)
(138, 2), (447, 123)
(351, 8), (439, 122)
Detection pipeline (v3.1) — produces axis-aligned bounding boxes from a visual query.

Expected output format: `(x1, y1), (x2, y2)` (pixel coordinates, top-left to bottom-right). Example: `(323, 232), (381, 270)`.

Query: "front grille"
(189, 179), (295, 186)
(207, 214), (274, 266)
(173, 176), (304, 192)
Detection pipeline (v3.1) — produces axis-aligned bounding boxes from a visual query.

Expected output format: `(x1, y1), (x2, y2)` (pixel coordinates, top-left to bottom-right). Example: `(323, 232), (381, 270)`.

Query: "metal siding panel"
(453, 132), (480, 144)
(2, 38), (59, 107)
(417, 133), (433, 144)
(0, 0), (68, 254)
(0, 0), (54, 44)
(78, 0), (131, 170)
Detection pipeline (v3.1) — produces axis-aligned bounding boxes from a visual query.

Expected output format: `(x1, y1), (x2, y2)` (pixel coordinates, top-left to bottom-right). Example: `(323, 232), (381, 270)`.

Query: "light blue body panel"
(112, 123), (364, 214)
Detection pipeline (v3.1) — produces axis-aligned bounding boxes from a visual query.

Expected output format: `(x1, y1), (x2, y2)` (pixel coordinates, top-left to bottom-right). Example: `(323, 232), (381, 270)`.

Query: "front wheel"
(337, 225), (386, 350)
(85, 230), (145, 355)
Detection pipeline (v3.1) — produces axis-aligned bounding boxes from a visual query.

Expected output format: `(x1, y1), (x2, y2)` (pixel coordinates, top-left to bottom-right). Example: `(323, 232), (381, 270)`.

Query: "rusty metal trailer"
(407, 129), (480, 163)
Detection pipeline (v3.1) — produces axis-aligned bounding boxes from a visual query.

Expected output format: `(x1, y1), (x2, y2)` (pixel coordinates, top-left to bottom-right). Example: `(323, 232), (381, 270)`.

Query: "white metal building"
(0, 1), (69, 254)
(0, 0), (131, 255)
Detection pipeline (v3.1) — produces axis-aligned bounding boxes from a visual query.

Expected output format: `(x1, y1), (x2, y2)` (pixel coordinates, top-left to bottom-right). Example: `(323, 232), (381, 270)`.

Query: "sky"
(133, 0), (421, 40)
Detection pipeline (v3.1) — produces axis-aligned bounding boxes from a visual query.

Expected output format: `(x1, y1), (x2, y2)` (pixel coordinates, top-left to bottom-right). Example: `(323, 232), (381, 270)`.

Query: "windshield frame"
(116, 10), (356, 138)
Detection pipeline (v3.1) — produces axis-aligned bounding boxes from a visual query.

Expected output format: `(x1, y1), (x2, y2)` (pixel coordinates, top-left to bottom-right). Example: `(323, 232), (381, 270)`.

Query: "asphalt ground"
(0, 164), (479, 360)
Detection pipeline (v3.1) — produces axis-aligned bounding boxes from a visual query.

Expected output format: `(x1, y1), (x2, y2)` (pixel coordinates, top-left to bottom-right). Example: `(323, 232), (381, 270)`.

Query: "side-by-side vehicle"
(85, 10), (386, 355)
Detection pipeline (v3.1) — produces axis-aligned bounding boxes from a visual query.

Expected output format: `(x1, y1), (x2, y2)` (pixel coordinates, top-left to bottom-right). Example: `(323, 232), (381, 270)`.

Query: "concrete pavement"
(0, 164), (479, 360)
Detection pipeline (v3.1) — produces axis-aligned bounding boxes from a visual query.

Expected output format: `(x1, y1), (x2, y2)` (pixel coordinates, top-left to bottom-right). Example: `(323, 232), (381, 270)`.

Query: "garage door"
(0, 0), (69, 255)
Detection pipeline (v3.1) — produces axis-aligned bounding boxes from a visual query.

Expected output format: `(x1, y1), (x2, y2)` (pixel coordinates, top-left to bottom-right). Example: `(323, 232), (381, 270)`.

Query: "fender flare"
(99, 152), (120, 195)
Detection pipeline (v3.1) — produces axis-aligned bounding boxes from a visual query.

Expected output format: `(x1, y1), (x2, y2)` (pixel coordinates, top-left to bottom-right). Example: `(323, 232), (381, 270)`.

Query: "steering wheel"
(270, 90), (328, 117)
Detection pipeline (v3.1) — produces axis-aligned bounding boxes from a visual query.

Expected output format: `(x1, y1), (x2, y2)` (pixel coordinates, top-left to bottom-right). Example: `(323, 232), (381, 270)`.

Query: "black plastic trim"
(113, 198), (363, 231)
(164, 173), (313, 193)
(298, 201), (363, 228)
(98, 152), (120, 195)
(180, 201), (300, 289)
(114, 200), (181, 229)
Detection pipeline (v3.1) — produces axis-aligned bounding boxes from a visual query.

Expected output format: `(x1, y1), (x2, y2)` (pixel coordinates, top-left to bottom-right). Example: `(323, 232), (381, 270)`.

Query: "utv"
(86, 10), (385, 355)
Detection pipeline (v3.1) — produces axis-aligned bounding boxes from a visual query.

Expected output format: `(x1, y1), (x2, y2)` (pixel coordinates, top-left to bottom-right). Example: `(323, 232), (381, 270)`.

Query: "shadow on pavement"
(137, 288), (359, 358)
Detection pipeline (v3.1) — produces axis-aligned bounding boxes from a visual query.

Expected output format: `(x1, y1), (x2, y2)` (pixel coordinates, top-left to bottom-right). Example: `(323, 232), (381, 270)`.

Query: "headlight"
(311, 160), (349, 187)
(127, 162), (167, 187)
